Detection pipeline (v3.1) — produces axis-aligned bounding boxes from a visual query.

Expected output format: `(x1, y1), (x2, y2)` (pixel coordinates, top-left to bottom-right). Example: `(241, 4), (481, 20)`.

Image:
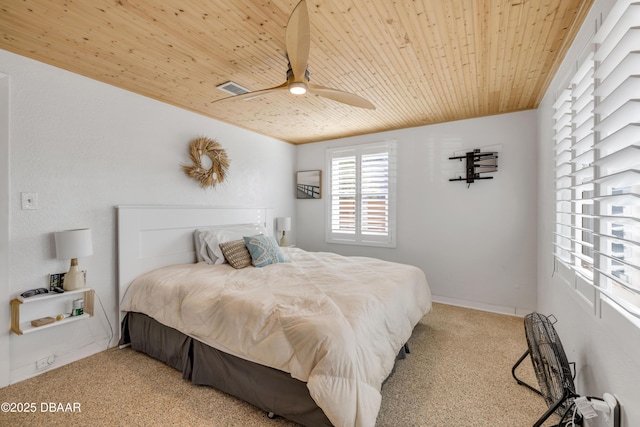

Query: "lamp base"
(63, 264), (86, 291)
(279, 232), (288, 247)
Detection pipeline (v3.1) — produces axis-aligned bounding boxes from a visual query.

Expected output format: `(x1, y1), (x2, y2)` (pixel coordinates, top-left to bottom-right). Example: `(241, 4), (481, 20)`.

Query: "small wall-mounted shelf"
(449, 149), (498, 186)
(10, 288), (94, 335)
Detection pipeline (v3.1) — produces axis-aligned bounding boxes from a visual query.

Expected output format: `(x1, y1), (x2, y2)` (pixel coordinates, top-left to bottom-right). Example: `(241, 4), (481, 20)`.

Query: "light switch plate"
(21, 192), (38, 210)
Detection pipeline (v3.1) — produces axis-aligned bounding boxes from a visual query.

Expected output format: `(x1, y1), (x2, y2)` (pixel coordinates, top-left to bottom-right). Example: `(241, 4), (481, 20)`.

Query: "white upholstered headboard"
(117, 205), (273, 307)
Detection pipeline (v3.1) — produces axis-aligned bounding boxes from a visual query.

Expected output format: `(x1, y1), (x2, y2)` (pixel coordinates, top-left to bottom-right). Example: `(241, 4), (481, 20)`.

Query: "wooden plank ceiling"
(0, 0), (592, 144)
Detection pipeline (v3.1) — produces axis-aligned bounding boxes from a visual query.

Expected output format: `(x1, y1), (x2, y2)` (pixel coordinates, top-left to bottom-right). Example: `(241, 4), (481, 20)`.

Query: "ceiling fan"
(216, 0), (375, 110)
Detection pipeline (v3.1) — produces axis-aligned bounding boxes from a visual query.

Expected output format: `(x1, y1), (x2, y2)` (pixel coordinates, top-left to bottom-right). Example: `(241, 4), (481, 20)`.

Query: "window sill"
(325, 238), (396, 249)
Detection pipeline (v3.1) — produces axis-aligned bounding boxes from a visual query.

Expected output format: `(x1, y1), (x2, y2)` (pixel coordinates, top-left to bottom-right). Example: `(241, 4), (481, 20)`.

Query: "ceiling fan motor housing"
(286, 65), (310, 94)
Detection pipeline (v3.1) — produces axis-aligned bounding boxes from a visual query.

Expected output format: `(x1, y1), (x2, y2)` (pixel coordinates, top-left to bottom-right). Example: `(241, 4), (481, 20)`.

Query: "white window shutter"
(326, 142), (396, 247)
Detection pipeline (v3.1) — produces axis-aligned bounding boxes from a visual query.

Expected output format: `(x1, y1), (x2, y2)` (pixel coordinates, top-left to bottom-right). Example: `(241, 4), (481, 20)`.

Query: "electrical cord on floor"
(567, 403), (579, 427)
(94, 290), (114, 349)
(556, 401), (576, 427)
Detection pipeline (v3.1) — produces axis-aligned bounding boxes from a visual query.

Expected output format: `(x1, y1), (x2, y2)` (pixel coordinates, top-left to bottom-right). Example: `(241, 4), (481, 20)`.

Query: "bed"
(117, 206), (432, 427)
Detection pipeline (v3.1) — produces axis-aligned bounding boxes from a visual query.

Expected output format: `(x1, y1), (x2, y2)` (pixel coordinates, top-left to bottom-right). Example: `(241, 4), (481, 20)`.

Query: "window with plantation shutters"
(553, 0), (640, 322)
(326, 142), (396, 247)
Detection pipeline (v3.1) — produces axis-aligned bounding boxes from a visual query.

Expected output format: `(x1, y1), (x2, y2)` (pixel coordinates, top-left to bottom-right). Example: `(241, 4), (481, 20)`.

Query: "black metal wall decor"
(449, 149), (498, 187)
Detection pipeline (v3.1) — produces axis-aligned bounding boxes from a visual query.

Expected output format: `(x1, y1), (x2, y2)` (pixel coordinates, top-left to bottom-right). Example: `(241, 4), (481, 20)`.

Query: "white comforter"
(121, 248), (431, 427)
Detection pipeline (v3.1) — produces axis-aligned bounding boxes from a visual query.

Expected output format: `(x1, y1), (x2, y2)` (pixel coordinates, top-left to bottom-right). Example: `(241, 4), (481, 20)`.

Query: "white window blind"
(553, 0), (640, 320)
(554, 87), (573, 266)
(330, 153), (357, 234)
(326, 142), (396, 247)
(574, 53), (595, 281)
(593, 0), (640, 317)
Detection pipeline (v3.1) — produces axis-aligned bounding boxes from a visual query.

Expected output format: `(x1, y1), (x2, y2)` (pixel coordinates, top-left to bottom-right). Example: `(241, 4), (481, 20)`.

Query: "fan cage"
(524, 312), (577, 417)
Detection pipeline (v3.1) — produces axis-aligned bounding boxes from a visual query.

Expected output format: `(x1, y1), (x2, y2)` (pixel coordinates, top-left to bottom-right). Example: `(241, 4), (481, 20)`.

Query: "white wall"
(0, 49), (296, 385)
(0, 74), (10, 387)
(296, 110), (538, 315)
(537, 0), (639, 425)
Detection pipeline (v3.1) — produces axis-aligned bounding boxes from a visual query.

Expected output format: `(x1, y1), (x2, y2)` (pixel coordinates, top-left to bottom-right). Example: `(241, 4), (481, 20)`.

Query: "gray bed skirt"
(120, 312), (408, 427)
(120, 312), (333, 426)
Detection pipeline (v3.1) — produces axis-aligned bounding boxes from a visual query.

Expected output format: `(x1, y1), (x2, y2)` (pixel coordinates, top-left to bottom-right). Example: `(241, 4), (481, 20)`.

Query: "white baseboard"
(432, 295), (533, 317)
(10, 339), (108, 385)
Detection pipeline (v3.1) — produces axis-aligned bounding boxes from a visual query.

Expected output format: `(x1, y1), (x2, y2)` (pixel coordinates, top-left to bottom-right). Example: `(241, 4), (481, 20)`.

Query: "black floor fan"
(512, 312), (581, 427)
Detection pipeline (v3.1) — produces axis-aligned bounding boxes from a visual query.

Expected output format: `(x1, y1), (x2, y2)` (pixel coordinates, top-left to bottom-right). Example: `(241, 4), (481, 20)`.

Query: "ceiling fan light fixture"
(289, 81), (308, 95)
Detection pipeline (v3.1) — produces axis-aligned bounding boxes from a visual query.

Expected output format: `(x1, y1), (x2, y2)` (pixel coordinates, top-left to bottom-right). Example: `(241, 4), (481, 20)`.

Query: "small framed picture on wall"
(296, 170), (322, 199)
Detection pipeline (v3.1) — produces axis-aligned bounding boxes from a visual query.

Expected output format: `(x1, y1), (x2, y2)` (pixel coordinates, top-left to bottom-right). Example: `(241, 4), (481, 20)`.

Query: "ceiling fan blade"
(214, 82), (288, 103)
(286, 0), (310, 81)
(309, 84), (376, 110)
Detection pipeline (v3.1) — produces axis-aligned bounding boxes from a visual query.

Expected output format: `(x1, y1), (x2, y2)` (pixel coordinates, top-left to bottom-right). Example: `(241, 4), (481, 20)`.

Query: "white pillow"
(194, 224), (266, 264)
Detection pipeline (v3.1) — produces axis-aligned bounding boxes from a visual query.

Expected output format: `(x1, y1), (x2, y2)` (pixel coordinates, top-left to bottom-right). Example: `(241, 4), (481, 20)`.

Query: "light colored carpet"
(0, 303), (558, 426)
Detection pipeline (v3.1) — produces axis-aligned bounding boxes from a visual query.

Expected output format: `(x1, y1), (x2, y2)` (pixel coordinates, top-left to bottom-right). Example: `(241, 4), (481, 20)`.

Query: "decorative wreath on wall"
(182, 137), (230, 189)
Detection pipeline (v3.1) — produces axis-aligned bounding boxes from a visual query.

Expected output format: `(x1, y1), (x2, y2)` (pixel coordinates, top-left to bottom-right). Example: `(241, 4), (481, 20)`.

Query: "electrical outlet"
(35, 354), (55, 370)
(21, 192), (38, 210)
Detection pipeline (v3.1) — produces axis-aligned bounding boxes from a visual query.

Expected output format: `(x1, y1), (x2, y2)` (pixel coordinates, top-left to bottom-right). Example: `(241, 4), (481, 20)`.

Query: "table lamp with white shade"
(55, 228), (93, 291)
(276, 217), (291, 247)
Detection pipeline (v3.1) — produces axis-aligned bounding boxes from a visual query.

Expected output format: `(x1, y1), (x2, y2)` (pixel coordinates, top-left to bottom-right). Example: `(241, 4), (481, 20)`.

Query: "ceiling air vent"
(216, 81), (250, 96)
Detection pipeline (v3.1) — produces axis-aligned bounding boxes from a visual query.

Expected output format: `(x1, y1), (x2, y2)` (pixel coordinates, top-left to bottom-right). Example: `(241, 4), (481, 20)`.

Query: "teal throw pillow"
(243, 235), (288, 267)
